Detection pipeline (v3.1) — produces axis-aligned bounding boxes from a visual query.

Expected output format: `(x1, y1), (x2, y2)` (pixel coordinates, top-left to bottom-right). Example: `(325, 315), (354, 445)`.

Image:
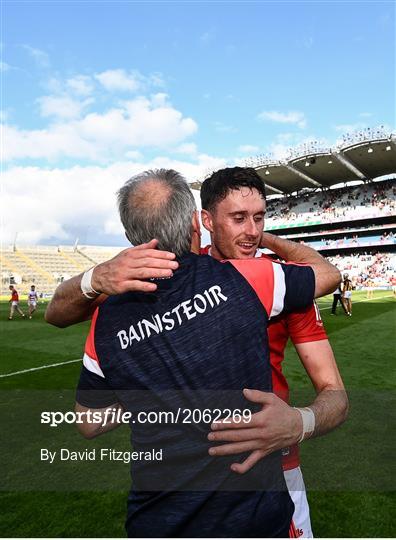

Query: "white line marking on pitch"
(0, 358), (81, 378)
(0, 296), (394, 379)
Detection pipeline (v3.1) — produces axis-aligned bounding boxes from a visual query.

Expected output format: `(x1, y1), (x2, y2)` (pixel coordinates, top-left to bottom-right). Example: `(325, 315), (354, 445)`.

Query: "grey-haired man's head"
(117, 169), (197, 258)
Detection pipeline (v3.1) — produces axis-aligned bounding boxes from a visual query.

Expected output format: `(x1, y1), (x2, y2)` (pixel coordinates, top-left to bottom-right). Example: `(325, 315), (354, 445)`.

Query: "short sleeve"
(229, 258), (315, 318)
(278, 262), (315, 315)
(76, 365), (118, 409)
(75, 306), (118, 409)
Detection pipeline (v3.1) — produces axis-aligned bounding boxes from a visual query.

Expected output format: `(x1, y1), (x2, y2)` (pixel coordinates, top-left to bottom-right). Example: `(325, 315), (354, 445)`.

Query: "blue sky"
(2, 0), (395, 245)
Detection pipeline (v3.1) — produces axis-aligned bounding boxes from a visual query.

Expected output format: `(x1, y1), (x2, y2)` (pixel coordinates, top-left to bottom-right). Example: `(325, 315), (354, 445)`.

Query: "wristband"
(294, 407), (315, 442)
(81, 266), (100, 299)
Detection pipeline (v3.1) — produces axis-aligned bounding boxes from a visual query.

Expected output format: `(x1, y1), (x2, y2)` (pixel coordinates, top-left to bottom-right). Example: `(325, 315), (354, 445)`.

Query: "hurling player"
(200, 167), (348, 538)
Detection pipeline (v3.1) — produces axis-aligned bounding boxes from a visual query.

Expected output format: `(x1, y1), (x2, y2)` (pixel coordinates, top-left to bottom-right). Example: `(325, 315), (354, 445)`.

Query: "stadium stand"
(2, 128), (394, 296)
(1, 245), (123, 296)
(327, 252), (395, 289)
(264, 179), (395, 229)
(238, 127), (395, 292)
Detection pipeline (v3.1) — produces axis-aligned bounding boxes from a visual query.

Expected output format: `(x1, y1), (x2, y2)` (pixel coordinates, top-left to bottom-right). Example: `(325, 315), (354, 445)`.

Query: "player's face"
(202, 187), (265, 260)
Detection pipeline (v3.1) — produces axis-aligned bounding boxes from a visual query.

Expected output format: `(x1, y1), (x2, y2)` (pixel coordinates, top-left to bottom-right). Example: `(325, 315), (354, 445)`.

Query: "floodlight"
(265, 170), (270, 175)
(367, 148), (373, 153)
(385, 145), (391, 151)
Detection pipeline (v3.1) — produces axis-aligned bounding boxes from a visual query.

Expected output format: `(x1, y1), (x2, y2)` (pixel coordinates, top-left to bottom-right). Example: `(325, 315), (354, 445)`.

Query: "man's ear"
(201, 209), (214, 233)
(191, 211), (201, 237)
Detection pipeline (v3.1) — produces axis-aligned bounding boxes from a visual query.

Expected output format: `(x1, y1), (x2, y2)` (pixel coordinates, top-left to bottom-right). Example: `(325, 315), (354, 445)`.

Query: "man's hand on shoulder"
(92, 239), (179, 295)
(46, 239), (179, 328)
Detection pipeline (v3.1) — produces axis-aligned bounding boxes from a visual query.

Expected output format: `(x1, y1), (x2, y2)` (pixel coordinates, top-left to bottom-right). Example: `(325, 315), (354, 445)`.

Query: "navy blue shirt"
(77, 253), (315, 537)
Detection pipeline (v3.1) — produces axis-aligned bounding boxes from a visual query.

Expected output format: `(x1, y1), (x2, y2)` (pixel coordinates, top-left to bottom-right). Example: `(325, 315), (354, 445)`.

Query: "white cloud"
(4, 94), (198, 162)
(37, 95), (93, 119)
(359, 112), (373, 118)
(125, 150), (143, 160)
(95, 69), (141, 92)
(0, 61), (10, 72)
(21, 45), (50, 67)
(238, 145), (259, 153)
(94, 69), (164, 93)
(175, 143), (198, 155)
(66, 75), (94, 96)
(2, 155), (226, 245)
(258, 110), (307, 129)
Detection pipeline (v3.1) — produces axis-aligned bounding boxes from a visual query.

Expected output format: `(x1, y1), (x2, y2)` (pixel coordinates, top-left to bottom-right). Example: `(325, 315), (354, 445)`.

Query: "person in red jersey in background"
(200, 167), (348, 538)
(8, 284), (25, 320)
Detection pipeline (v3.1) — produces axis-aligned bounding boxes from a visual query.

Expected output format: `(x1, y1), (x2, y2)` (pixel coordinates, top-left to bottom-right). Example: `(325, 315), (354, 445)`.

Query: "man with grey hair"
(47, 169), (340, 537)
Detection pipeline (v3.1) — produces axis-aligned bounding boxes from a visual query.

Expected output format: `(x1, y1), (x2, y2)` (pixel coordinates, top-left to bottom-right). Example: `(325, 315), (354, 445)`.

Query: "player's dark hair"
(200, 167), (266, 212)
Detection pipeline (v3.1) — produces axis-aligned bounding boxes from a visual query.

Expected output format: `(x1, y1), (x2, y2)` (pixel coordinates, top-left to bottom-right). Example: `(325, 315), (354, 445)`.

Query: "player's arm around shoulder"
(45, 239), (178, 328)
(260, 232), (341, 298)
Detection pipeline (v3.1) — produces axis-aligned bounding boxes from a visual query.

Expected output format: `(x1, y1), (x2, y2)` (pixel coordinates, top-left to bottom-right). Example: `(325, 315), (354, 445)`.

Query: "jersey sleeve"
(286, 302), (328, 344)
(75, 307), (118, 409)
(229, 258), (315, 318)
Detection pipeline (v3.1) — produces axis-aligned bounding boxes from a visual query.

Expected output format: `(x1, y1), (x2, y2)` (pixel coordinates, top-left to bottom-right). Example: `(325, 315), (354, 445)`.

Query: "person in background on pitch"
(27, 284), (39, 319)
(8, 285), (25, 320)
(199, 167), (348, 538)
(342, 273), (353, 316)
(331, 284), (348, 315)
(365, 279), (375, 300)
(46, 168), (341, 538)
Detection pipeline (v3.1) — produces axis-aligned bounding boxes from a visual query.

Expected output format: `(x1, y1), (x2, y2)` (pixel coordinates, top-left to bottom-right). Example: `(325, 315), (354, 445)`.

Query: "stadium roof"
(190, 129), (396, 196)
(255, 135), (396, 195)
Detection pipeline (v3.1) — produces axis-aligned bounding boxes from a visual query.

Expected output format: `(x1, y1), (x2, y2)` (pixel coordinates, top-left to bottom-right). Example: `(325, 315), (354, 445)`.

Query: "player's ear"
(201, 209), (214, 233)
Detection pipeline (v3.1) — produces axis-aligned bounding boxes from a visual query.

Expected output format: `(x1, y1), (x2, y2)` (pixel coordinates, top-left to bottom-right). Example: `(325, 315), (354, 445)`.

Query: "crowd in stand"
(327, 252), (396, 288)
(266, 179), (396, 227)
(300, 231), (395, 250)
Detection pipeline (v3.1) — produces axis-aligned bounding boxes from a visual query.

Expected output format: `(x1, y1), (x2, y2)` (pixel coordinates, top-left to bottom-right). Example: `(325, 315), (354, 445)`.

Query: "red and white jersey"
(28, 290), (38, 302)
(10, 289), (19, 302)
(201, 246), (328, 470)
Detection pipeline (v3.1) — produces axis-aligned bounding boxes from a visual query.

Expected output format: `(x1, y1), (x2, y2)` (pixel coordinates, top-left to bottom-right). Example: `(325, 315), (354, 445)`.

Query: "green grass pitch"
(0, 291), (395, 537)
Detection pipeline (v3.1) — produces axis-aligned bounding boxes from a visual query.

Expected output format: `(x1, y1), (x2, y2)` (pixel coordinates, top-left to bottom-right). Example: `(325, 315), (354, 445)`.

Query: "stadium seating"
(2, 178), (394, 296)
(1, 245), (123, 295)
(301, 233), (395, 250)
(327, 252), (396, 288)
(265, 179), (395, 229)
